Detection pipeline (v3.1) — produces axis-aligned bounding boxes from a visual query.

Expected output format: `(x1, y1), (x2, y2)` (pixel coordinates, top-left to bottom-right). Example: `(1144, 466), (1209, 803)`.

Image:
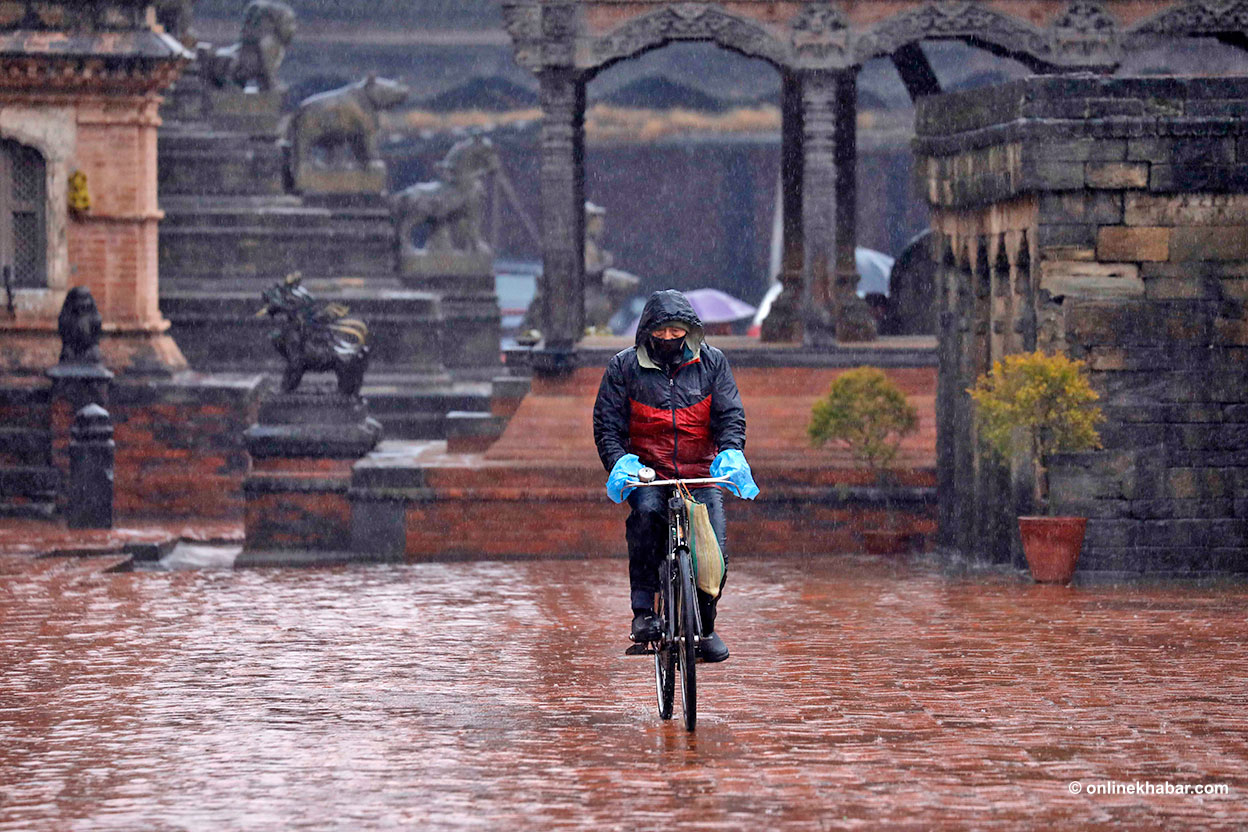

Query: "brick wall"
(48, 375), (262, 520)
(915, 76), (1248, 576)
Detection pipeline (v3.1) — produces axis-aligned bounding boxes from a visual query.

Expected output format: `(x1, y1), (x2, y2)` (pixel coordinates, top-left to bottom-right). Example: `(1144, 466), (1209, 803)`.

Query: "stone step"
(444, 411), (507, 453)
(158, 131), (287, 196)
(161, 290), (448, 379)
(0, 427), (52, 467)
(348, 446), (937, 560)
(158, 196), (396, 281)
(362, 384), (493, 441)
(0, 381), (51, 429)
(0, 500), (57, 519)
(0, 466), (60, 502)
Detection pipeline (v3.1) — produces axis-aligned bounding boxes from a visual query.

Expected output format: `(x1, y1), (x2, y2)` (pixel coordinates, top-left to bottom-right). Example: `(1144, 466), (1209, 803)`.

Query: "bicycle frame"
(624, 473), (736, 730)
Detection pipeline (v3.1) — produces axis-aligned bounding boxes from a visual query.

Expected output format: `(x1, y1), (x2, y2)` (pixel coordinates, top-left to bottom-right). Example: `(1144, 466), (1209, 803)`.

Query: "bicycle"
(624, 466), (738, 731)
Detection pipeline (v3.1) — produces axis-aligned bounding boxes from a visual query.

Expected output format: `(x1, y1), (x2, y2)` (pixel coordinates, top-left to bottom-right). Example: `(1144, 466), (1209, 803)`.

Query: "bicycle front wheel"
(676, 549), (698, 731)
(654, 560), (676, 720)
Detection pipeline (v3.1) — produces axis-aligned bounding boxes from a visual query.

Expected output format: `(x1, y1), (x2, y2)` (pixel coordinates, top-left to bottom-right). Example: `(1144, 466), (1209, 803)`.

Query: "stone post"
(67, 403), (114, 529)
(761, 70), (805, 342)
(534, 67), (586, 374)
(799, 69), (876, 348)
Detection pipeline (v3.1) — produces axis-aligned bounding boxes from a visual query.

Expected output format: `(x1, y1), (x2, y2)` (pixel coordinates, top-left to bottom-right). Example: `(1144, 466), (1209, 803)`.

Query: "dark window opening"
(1, 139), (47, 289)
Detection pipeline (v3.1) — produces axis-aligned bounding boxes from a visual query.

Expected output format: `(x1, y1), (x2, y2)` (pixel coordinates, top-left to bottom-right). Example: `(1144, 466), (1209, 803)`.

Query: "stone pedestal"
(203, 88), (284, 136)
(398, 254), (501, 379)
(242, 388), (383, 554)
(47, 360), (113, 513)
(294, 161), (387, 195)
(399, 252), (494, 288)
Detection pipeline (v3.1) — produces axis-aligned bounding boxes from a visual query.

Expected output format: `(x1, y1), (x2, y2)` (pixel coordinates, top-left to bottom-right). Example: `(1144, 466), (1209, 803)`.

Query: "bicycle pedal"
(624, 643), (655, 656)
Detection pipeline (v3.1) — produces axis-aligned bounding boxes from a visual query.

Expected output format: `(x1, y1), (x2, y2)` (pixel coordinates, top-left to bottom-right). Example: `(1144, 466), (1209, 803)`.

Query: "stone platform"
(351, 342), (939, 560)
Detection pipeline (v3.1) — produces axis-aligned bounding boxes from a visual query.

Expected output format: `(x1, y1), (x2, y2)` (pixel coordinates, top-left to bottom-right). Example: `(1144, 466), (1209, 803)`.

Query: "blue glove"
(711, 449), (759, 500)
(606, 454), (644, 504)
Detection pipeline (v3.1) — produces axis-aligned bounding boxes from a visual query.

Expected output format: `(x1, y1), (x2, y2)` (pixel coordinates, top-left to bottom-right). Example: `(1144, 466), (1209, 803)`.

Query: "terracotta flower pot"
(862, 529), (914, 555)
(1018, 516), (1087, 584)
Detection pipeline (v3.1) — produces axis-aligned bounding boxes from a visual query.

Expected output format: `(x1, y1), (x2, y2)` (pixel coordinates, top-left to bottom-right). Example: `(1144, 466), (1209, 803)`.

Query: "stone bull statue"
(288, 76), (410, 178)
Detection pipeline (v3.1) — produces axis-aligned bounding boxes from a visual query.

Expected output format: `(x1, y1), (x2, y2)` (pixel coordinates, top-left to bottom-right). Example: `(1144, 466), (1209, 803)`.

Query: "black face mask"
(647, 335), (685, 365)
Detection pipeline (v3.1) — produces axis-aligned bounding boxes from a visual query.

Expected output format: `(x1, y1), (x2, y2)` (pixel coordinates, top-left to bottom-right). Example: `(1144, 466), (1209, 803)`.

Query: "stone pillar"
(799, 69), (875, 348)
(833, 71), (873, 342)
(534, 67), (585, 374)
(761, 70), (804, 342)
(72, 96), (189, 376)
(933, 237), (958, 548)
(67, 403), (114, 529)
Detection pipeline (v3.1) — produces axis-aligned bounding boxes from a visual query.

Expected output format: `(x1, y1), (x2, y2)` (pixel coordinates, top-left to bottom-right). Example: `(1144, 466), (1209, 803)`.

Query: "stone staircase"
(0, 382), (58, 518)
(156, 83), (505, 442)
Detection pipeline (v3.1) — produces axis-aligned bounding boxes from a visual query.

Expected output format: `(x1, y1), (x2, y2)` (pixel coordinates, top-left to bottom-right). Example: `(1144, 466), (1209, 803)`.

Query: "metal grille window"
(1, 139), (47, 289)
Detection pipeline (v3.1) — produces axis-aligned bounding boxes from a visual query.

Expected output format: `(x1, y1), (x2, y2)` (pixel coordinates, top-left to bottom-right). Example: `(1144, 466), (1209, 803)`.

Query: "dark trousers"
(626, 485), (727, 635)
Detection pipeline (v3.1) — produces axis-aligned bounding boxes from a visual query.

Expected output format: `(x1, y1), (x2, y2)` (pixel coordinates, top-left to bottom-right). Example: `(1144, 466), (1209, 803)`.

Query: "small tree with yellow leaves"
(969, 351), (1104, 512)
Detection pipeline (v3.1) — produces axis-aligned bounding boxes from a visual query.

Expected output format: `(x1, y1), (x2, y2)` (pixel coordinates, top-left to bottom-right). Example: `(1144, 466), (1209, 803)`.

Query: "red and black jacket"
(593, 290), (747, 480)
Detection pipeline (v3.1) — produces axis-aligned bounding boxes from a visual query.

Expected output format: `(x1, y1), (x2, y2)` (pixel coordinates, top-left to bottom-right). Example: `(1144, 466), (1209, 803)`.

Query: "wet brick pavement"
(1, 553), (1246, 830)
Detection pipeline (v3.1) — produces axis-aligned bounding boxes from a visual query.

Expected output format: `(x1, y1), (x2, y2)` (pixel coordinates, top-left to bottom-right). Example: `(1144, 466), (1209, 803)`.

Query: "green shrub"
(968, 350), (1103, 465)
(808, 367), (919, 476)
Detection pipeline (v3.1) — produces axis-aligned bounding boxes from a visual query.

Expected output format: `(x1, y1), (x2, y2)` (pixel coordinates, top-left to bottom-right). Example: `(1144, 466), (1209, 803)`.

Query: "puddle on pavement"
(2, 556), (1246, 830)
(147, 542), (242, 571)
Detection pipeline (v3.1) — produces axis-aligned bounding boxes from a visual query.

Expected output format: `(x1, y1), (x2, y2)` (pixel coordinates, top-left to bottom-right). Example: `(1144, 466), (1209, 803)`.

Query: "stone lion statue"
(198, 0), (296, 91)
(288, 76), (410, 175)
(156, 0), (195, 46)
(257, 273), (370, 396)
(58, 286), (103, 365)
(391, 136), (501, 257)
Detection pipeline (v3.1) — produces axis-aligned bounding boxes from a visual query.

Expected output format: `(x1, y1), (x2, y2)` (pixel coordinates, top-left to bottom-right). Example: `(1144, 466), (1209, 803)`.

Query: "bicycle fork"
(667, 492), (703, 650)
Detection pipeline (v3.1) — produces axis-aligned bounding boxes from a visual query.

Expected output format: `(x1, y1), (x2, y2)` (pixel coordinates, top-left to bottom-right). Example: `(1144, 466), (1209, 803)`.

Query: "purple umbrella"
(625, 288), (758, 336)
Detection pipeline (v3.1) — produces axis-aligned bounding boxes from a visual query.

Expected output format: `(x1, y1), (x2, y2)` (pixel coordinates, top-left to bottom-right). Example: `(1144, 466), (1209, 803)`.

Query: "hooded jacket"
(593, 289), (747, 479)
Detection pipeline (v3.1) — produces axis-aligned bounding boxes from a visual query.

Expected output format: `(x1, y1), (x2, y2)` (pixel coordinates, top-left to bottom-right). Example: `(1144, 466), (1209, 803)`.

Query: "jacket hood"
(635, 289), (704, 367)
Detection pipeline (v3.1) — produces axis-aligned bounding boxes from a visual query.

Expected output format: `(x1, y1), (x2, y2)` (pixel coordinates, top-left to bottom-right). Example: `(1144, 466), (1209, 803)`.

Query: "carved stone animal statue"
(391, 136), (500, 256)
(156, 0), (195, 45)
(58, 286), (103, 365)
(198, 0), (296, 91)
(257, 274), (370, 396)
(288, 76), (410, 175)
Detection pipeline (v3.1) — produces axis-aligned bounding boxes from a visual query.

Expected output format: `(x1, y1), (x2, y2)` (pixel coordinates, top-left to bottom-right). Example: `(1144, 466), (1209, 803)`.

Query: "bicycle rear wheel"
(676, 549), (698, 731)
(654, 560), (676, 720)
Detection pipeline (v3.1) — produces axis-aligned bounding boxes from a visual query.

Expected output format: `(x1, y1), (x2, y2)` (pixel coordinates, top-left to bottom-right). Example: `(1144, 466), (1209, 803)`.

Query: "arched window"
(1, 139), (46, 289)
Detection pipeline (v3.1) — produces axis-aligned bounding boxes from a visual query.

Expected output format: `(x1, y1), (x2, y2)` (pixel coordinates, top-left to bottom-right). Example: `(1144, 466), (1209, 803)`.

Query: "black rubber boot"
(698, 590), (718, 637)
(631, 608), (661, 642)
(698, 631), (729, 663)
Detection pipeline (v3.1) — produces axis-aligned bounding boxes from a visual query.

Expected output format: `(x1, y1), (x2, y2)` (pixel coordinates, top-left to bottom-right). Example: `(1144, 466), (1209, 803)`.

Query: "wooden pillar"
(761, 70), (804, 342)
(534, 67), (585, 371)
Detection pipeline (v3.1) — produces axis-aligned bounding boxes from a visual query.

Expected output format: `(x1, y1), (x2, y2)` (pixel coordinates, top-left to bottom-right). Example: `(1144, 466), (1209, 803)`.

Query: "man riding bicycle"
(593, 289), (758, 663)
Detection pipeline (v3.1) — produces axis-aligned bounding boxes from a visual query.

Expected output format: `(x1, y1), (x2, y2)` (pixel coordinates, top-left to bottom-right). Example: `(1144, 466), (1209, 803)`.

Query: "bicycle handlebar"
(624, 475), (741, 496)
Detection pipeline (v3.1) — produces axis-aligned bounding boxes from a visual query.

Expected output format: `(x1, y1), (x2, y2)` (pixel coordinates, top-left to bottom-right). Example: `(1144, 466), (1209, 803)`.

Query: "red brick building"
(0, 1), (189, 375)
(1, 3), (261, 521)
